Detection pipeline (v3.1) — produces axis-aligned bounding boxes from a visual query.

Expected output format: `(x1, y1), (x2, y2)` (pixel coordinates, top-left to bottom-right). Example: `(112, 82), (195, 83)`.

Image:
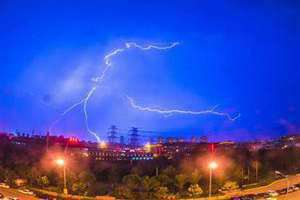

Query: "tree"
(71, 171), (96, 195)
(141, 176), (161, 199)
(114, 185), (132, 199)
(190, 169), (201, 185)
(4, 169), (17, 186)
(175, 174), (188, 194)
(222, 181), (239, 191)
(37, 176), (50, 188)
(154, 186), (169, 199)
(188, 184), (203, 198)
(162, 166), (177, 178)
(121, 174), (142, 199)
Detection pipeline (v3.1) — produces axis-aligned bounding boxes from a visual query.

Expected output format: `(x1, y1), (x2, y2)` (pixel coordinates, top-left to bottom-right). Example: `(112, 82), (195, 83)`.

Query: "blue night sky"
(0, 0), (299, 142)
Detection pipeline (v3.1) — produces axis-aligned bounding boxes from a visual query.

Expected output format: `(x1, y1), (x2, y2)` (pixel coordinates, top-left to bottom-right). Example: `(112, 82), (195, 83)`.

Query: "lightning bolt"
(49, 42), (180, 142)
(50, 41), (239, 142)
(127, 96), (240, 121)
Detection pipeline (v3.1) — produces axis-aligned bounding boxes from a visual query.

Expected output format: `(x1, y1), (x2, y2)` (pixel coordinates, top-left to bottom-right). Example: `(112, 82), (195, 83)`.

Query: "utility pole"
(108, 125), (118, 144)
(247, 166), (250, 183)
(129, 127), (140, 148)
(46, 131), (49, 152)
(255, 161), (258, 182)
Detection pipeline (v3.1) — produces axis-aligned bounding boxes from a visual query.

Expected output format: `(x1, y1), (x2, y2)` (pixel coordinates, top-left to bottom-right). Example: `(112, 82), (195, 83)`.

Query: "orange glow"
(99, 141), (107, 149)
(55, 159), (65, 166)
(209, 161), (218, 169)
(144, 142), (151, 152)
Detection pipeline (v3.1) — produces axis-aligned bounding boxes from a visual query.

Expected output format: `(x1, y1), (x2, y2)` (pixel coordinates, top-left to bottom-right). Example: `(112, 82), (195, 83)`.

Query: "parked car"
(278, 188), (287, 195)
(255, 192), (266, 199)
(241, 194), (256, 200)
(3, 197), (19, 200)
(0, 183), (10, 189)
(268, 190), (279, 197)
(18, 189), (34, 195)
(291, 185), (299, 191)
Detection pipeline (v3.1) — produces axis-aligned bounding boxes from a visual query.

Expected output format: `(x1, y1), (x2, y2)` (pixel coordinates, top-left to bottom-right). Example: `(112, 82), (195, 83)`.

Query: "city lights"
(144, 142), (151, 152)
(99, 141), (107, 149)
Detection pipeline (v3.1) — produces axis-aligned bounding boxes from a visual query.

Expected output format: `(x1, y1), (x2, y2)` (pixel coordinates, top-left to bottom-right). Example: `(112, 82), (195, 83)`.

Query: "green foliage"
(188, 184), (203, 198)
(222, 181), (239, 191)
(175, 174), (188, 193)
(114, 185), (132, 199)
(190, 169), (201, 184)
(71, 171), (96, 196)
(162, 166), (177, 178)
(154, 186), (169, 199)
(37, 176), (50, 188)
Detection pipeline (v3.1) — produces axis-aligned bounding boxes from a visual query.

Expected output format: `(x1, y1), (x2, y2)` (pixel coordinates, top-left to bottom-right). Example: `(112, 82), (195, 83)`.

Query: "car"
(231, 197), (241, 200)
(291, 185), (299, 191)
(255, 192), (266, 199)
(278, 188), (287, 195)
(3, 198), (19, 200)
(268, 190), (278, 197)
(265, 198), (277, 200)
(18, 189), (34, 195)
(241, 194), (256, 200)
(0, 183), (10, 189)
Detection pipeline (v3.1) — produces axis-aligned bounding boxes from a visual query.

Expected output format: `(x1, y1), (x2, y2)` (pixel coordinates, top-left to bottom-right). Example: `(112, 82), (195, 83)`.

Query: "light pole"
(55, 159), (68, 195)
(208, 161), (218, 199)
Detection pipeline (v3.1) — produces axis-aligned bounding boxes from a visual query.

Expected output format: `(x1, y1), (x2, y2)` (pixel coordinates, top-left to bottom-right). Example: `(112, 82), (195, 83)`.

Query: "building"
(88, 148), (153, 161)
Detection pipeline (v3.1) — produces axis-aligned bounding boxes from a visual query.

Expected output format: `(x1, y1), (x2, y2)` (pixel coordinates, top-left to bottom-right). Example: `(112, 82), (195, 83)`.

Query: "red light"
(210, 143), (215, 153)
(69, 137), (78, 143)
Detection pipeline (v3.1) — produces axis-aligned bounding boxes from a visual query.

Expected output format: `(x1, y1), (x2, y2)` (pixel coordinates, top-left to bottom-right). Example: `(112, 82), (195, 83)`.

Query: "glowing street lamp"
(208, 161), (218, 198)
(209, 161), (218, 170)
(56, 159), (65, 166)
(55, 158), (68, 195)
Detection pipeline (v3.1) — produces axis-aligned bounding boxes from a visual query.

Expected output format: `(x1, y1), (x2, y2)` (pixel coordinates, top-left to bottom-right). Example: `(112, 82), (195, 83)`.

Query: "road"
(224, 174), (300, 197)
(243, 174), (300, 195)
(0, 187), (38, 200)
(278, 190), (300, 200)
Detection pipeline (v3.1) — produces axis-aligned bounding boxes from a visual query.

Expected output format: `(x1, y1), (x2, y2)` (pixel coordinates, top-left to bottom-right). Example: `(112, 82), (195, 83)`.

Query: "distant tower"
(120, 135), (125, 145)
(108, 125), (118, 144)
(129, 127), (140, 147)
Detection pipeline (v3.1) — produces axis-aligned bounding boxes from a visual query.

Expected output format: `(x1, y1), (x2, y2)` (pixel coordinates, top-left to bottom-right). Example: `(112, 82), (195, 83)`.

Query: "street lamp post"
(56, 159), (68, 195)
(208, 161), (218, 199)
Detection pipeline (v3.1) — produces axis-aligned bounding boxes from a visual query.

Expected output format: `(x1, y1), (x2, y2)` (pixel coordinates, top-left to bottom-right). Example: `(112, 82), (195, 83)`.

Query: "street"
(278, 190), (300, 200)
(224, 174), (300, 197)
(243, 174), (300, 195)
(0, 187), (38, 200)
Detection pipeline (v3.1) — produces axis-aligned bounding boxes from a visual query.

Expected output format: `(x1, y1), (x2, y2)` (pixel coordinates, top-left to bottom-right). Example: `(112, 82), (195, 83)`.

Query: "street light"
(208, 161), (218, 199)
(55, 158), (68, 195)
